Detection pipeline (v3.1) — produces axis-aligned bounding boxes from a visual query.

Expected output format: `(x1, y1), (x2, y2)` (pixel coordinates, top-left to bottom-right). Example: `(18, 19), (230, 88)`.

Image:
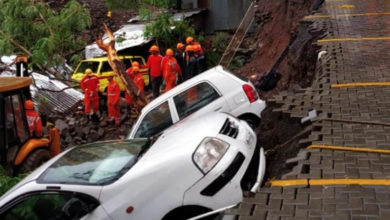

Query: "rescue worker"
(147, 45), (163, 98)
(80, 68), (100, 122)
(194, 44), (206, 73)
(107, 75), (121, 126)
(132, 66), (145, 94)
(186, 36), (204, 54)
(162, 49), (182, 92)
(24, 100), (43, 137)
(185, 45), (198, 79)
(175, 43), (186, 82)
(125, 61), (141, 106)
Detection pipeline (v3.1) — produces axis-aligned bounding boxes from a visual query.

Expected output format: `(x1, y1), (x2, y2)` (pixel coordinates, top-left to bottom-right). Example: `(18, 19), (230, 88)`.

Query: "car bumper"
(182, 117), (266, 209)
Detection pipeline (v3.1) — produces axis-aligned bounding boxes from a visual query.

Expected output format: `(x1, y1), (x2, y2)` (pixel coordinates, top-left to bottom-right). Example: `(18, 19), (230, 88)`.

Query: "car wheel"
(19, 149), (51, 174)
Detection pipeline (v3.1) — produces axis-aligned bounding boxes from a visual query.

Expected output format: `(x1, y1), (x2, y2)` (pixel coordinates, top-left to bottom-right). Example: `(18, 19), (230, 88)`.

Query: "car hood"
(142, 112), (228, 159)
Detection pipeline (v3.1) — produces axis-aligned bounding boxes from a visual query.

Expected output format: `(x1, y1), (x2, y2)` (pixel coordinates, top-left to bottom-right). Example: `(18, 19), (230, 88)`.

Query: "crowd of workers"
(79, 36), (205, 126)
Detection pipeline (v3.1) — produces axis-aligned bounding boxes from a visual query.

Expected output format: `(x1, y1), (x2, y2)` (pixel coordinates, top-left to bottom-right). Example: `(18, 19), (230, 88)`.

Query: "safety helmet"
(177, 43), (184, 49)
(166, 49), (174, 56)
(85, 68), (93, 75)
(149, 45), (159, 52)
(132, 66), (140, 72)
(185, 45), (194, 52)
(132, 61), (140, 67)
(186, 36), (194, 44)
(193, 44), (201, 52)
(24, 100), (34, 110)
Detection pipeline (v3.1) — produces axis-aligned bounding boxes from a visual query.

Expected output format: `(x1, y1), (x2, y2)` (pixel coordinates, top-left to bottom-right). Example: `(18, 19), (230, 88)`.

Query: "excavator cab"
(0, 77), (61, 175)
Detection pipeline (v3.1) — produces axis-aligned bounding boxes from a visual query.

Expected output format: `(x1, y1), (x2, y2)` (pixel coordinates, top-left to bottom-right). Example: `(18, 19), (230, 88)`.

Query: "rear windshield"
(38, 140), (150, 185)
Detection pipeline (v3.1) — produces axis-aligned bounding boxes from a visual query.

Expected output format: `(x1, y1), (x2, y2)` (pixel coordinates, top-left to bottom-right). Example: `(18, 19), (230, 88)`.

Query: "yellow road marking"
(308, 145), (390, 154)
(318, 37), (390, 43)
(269, 179), (390, 187)
(306, 12), (390, 19)
(331, 82), (390, 87)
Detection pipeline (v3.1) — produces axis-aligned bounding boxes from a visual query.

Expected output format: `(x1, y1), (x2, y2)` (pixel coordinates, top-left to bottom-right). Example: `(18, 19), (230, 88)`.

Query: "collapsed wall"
(237, 0), (325, 178)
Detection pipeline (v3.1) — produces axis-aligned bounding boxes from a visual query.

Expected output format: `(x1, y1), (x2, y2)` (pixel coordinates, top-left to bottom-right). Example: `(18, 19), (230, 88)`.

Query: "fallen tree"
(96, 23), (149, 111)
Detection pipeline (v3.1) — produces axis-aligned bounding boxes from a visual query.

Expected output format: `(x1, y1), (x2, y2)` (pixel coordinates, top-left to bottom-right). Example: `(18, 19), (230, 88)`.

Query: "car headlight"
(193, 137), (229, 174)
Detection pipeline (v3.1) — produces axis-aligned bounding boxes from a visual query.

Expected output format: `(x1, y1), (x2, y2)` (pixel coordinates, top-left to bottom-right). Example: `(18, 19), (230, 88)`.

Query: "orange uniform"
(162, 56), (181, 92)
(125, 67), (135, 105)
(26, 109), (43, 137)
(80, 74), (99, 114)
(107, 80), (120, 126)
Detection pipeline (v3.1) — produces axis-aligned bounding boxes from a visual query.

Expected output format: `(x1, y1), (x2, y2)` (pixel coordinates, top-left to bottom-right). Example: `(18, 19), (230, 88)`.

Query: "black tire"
(19, 149), (51, 174)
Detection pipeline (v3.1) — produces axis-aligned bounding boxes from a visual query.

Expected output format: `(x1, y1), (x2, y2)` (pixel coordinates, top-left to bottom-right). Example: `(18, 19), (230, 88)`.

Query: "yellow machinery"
(0, 77), (61, 175)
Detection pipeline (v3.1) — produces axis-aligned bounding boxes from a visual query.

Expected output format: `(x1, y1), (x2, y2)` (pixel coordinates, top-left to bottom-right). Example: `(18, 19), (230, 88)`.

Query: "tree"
(143, 12), (195, 51)
(0, 0), (91, 71)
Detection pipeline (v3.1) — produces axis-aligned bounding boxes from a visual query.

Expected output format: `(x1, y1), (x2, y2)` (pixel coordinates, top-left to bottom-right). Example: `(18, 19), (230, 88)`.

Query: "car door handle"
(214, 107), (222, 112)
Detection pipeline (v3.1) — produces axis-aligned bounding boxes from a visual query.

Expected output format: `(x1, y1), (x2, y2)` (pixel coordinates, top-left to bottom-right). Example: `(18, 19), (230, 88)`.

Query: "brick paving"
(228, 0), (390, 219)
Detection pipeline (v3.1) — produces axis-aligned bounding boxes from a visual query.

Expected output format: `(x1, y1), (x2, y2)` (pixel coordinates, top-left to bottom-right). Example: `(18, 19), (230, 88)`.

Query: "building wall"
(182, 0), (251, 33)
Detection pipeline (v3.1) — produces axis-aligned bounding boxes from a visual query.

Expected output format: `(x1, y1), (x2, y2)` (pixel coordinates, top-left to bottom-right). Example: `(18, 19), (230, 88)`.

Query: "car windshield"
(76, 61), (99, 74)
(38, 140), (150, 185)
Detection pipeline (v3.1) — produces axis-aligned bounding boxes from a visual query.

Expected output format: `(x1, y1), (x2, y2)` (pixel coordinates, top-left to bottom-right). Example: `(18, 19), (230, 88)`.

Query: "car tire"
(19, 149), (51, 174)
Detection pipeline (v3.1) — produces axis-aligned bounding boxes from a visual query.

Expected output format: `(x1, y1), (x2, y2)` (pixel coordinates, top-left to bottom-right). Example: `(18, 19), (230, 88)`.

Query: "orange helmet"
(132, 61), (140, 67)
(193, 44), (201, 52)
(176, 43), (184, 49)
(24, 100), (34, 110)
(149, 45), (159, 52)
(132, 66), (140, 72)
(186, 36), (194, 44)
(185, 45), (194, 52)
(166, 49), (174, 56)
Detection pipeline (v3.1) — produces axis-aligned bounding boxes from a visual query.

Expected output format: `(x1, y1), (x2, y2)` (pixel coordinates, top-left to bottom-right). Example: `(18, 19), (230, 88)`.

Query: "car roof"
(83, 55), (144, 62)
(142, 65), (227, 112)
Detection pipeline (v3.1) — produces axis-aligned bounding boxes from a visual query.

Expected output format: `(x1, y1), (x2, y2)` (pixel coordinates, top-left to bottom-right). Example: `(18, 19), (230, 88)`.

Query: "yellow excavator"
(0, 77), (61, 175)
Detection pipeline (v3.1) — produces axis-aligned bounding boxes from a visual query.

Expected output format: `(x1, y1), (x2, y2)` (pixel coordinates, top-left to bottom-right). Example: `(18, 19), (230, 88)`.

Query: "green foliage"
(0, 0), (91, 69)
(0, 166), (24, 197)
(143, 11), (196, 51)
(205, 32), (229, 67)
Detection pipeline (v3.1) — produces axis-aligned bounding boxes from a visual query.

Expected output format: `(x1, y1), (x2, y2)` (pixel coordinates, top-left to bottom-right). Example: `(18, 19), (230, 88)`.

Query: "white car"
(127, 65), (266, 139)
(0, 113), (265, 220)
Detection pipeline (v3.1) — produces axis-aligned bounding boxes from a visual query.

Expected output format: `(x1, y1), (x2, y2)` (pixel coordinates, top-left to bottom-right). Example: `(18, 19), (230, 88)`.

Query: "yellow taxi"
(71, 56), (149, 92)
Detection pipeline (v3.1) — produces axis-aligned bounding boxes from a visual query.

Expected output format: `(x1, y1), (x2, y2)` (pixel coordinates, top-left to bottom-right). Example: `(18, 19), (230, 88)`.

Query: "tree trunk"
(96, 23), (149, 110)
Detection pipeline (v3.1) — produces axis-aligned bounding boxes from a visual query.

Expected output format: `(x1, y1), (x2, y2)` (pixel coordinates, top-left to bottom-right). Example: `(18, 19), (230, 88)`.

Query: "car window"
(1, 194), (68, 220)
(131, 57), (145, 66)
(76, 61), (99, 74)
(101, 61), (113, 73)
(123, 59), (132, 68)
(38, 140), (150, 185)
(135, 102), (172, 138)
(173, 82), (221, 119)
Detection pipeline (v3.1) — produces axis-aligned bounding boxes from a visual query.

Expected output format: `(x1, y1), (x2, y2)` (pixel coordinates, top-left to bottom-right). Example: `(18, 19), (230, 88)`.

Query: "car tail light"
(242, 84), (258, 103)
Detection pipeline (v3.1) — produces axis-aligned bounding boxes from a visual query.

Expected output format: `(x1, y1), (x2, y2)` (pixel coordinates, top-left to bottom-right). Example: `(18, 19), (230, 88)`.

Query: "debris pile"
(55, 108), (135, 149)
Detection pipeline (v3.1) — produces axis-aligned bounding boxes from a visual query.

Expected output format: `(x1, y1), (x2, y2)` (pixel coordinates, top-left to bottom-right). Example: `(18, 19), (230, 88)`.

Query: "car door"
(0, 191), (109, 220)
(172, 81), (230, 120)
(132, 101), (175, 138)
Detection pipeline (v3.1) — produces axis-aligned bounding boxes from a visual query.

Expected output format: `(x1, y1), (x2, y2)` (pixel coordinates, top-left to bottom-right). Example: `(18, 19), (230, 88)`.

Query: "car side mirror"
(62, 198), (90, 219)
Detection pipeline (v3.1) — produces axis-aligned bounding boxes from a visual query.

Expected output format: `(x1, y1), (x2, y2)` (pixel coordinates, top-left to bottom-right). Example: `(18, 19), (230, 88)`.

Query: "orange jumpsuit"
(26, 109), (43, 137)
(162, 56), (181, 92)
(107, 80), (120, 125)
(125, 67), (135, 105)
(80, 74), (99, 114)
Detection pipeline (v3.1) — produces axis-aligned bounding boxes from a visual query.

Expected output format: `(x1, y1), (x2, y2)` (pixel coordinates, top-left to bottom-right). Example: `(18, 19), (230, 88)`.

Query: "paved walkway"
(227, 0), (390, 219)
